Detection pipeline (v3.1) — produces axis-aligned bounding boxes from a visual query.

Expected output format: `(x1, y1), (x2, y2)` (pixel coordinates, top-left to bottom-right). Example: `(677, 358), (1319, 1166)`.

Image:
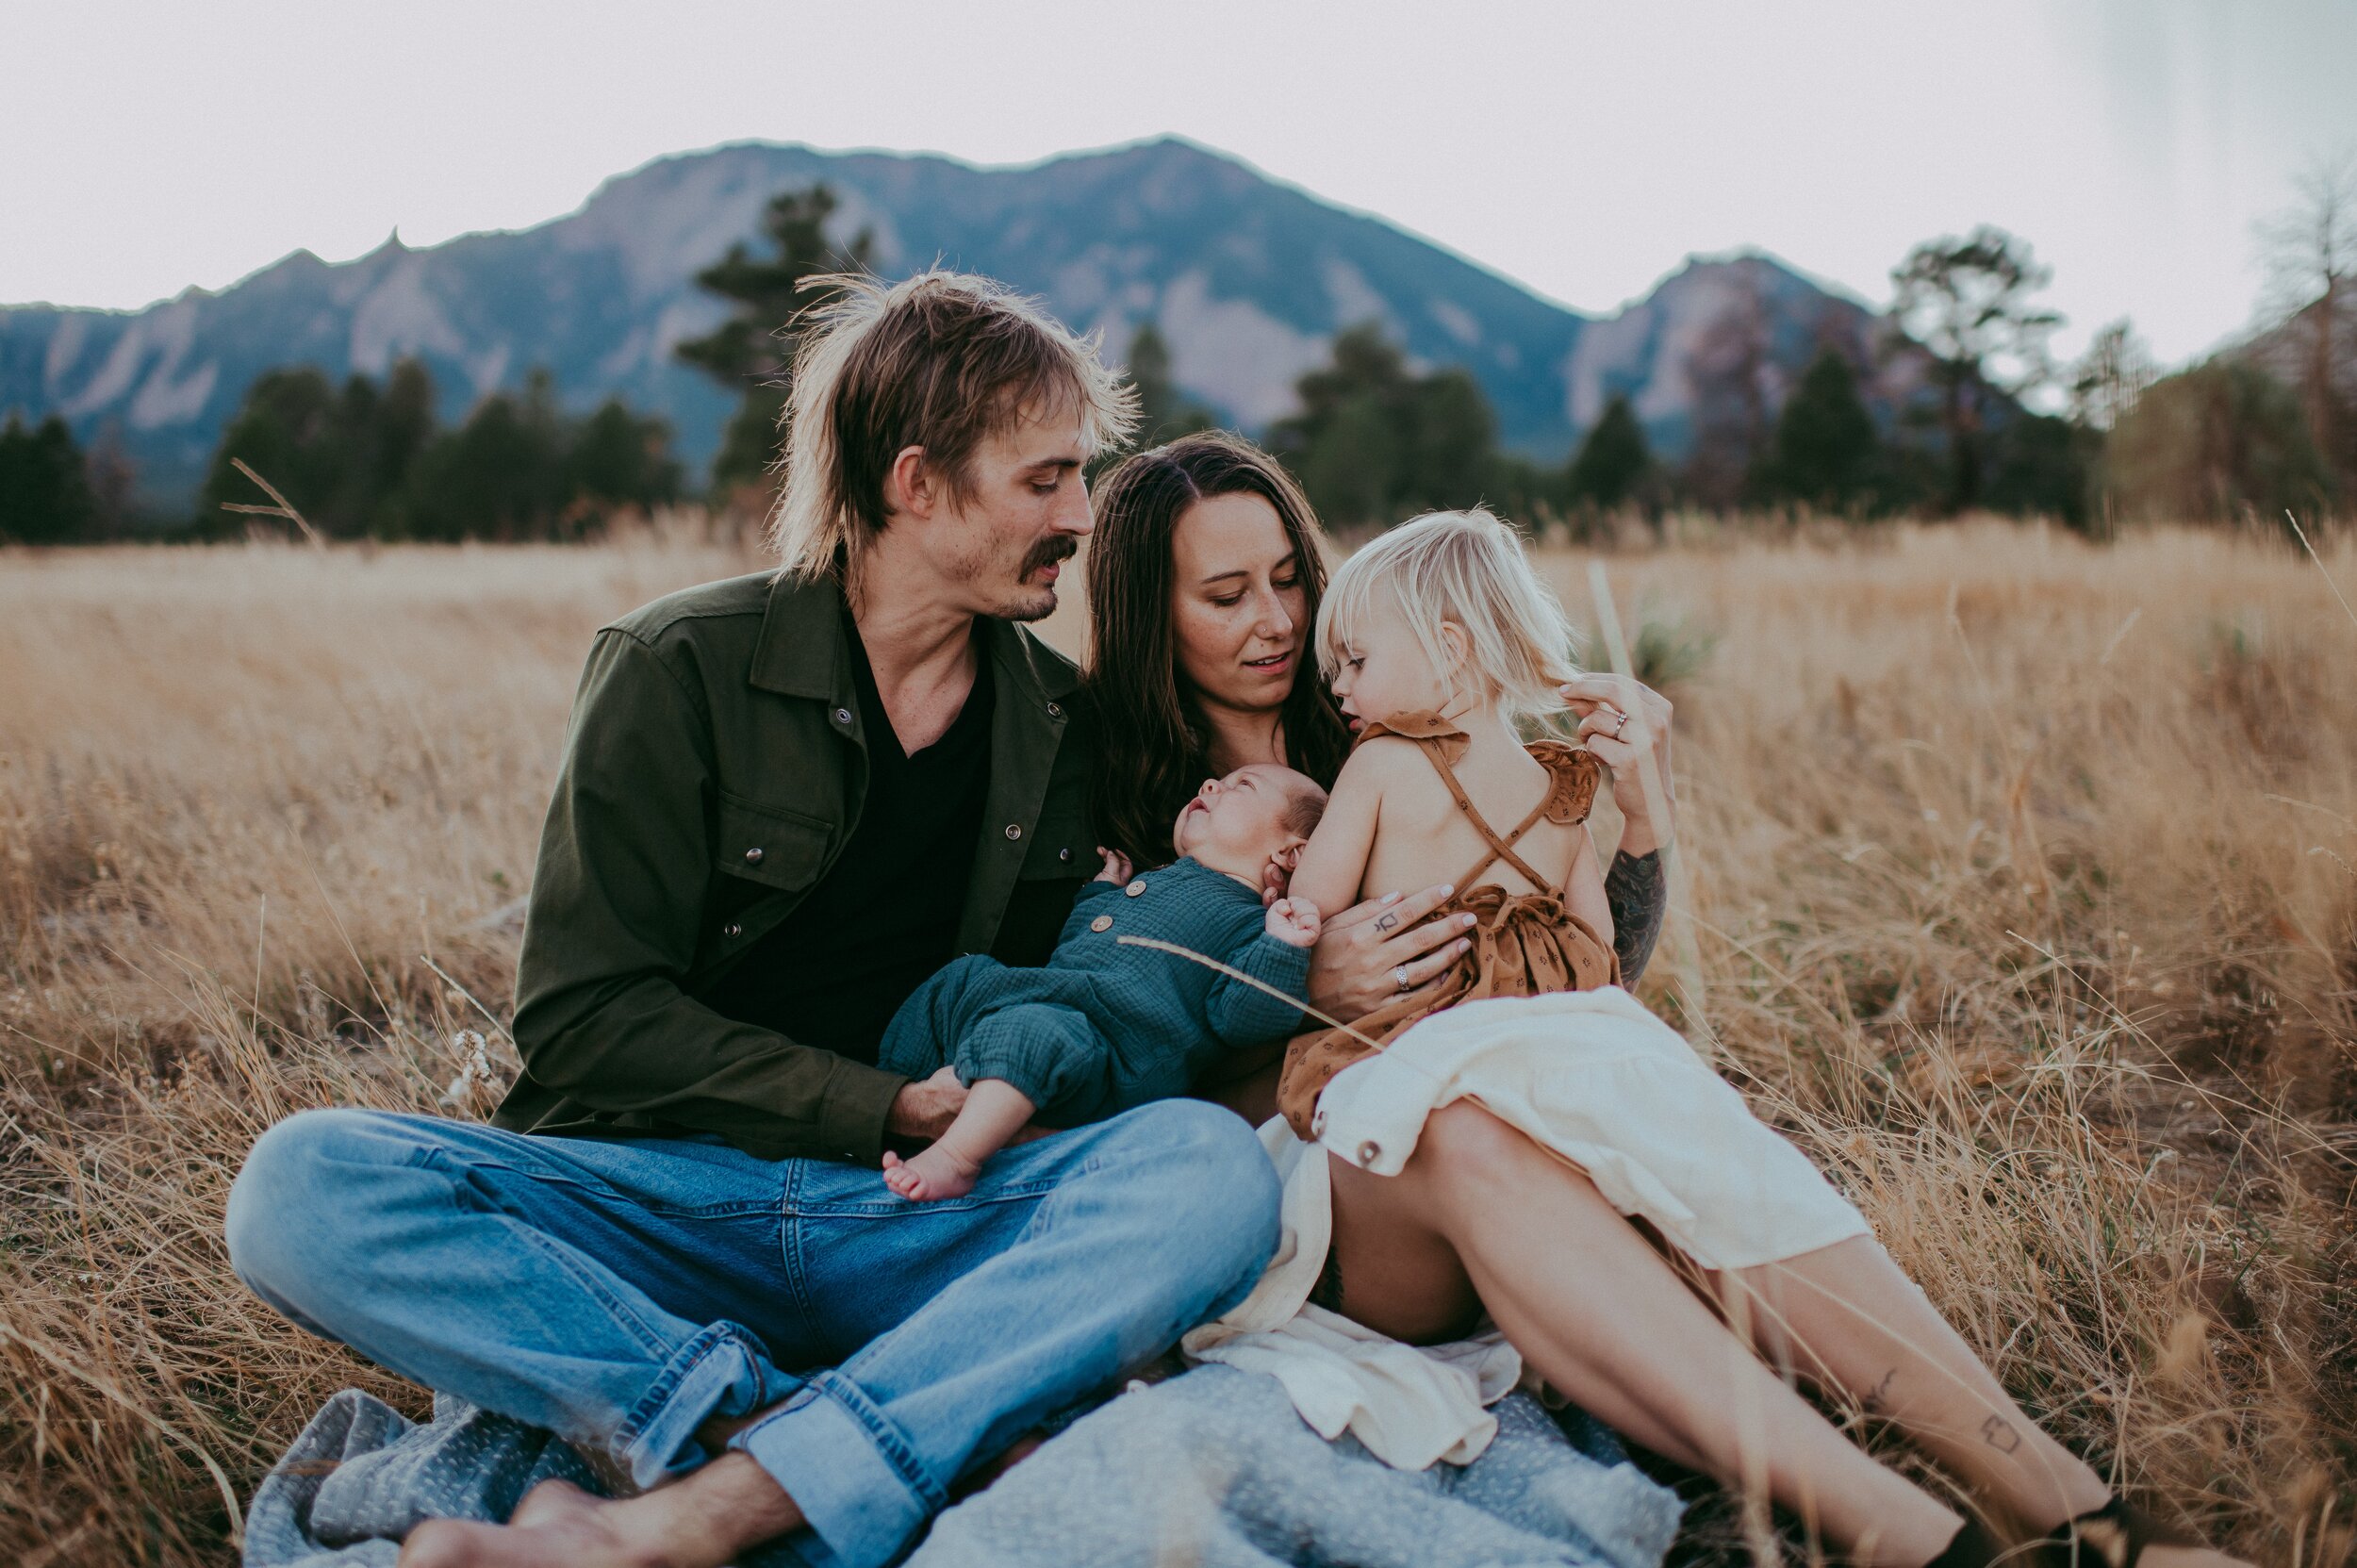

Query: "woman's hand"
(1560, 673), (1675, 856)
(1305, 884), (1476, 1022)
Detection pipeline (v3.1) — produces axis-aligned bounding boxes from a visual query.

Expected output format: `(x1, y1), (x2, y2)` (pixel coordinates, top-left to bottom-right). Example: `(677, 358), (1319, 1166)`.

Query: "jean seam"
(777, 1162), (816, 1336)
(408, 1143), (678, 1363)
(787, 1177), (1063, 1218)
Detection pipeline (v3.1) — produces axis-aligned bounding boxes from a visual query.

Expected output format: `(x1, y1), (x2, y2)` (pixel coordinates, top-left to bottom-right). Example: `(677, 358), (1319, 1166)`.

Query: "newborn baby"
(879, 763), (1328, 1200)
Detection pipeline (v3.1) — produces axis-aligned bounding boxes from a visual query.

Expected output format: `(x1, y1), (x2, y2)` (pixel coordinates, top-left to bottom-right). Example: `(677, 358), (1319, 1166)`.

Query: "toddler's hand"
(1265, 896), (1321, 948)
(1093, 848), (1133, 886)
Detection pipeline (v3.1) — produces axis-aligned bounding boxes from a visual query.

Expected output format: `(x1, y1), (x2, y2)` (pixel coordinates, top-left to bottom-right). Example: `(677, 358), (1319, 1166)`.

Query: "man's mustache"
(1021, 536), (1079, 575)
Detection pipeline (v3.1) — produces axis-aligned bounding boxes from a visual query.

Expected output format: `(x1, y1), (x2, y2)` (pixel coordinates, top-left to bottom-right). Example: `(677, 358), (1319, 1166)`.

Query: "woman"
(1082, 432), (2237, 1568)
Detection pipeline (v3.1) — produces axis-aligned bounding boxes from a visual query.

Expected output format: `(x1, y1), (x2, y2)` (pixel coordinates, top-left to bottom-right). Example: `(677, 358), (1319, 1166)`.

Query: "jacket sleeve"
(1203, 906), (1313, 1046)
(508, 629), (905, 1163)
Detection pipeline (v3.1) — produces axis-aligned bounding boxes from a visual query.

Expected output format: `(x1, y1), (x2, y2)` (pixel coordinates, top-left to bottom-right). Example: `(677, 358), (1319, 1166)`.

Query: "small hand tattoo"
(1373, 913), (1400, 933)
(1859, 1367), (1898, 1416)
(1980, 1415), (2021, 1453)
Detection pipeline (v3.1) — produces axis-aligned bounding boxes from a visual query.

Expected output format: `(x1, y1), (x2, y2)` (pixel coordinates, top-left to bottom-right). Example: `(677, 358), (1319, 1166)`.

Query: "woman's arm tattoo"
(1605, 849), (1666, 984)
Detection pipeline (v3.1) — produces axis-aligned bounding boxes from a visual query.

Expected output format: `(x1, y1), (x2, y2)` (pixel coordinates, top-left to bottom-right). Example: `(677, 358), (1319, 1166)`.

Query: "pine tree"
(677, 186), (873, 494)
(0, 413), (97, 543)
(1566, 395), (1651, 508)
(1887, 226), (2061, 513)
(1268, 322), (1511, 528)
(1756, 348), (1881, 511)
(1126, 322), (1215, 446)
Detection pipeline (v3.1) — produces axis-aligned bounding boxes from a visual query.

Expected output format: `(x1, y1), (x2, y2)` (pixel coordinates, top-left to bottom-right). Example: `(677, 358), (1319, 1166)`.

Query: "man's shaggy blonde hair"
(769, 271), (1137, 593)
(1317, 508), (1584, 718)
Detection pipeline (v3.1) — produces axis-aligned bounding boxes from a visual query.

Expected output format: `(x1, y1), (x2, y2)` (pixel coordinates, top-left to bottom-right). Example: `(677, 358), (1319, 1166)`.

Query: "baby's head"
(1172, 764), (1328, 883)
(1316, 508), (1580, 731)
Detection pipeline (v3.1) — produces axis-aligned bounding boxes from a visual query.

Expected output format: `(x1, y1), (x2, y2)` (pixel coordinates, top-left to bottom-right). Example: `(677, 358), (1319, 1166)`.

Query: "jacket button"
(1046, 701), (1063, 718)
(1124, 879), (1146, 897)
(832, 707), (852, 726)
(1004, 823), (1022, 840)
(743, 847), (765, 865)
(723, 922), (743, 938)
(1090, 914), (1113, 933)
(1058, 848), (1072, 863)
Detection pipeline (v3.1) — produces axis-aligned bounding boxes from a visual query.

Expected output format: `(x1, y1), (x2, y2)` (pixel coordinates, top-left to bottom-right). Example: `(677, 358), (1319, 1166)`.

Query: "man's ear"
(883, 444), (932, 520)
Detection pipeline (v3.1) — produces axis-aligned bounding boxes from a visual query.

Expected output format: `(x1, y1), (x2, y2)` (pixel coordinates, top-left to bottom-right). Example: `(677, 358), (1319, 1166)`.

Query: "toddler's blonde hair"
(1317, 508), (1583, 717)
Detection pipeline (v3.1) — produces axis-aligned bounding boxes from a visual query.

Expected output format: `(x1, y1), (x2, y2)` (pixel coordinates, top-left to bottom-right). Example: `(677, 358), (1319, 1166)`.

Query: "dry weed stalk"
(1, 521), (2351, 1566)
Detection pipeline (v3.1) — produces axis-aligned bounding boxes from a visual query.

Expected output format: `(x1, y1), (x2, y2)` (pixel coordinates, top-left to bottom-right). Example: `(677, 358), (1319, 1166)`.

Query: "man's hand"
(1093, 848), (1134, 886)
(1265, 896), (1321, 949)
(886, 1065), (968, 1141)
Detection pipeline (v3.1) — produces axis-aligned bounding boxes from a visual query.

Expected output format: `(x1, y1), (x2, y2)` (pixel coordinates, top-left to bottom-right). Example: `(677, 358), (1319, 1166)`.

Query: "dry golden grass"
(3, 519), (2352, 1566)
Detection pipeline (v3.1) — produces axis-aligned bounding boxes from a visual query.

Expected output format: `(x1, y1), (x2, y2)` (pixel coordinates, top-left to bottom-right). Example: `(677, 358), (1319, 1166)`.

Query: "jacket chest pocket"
(716, 792), (834, 896)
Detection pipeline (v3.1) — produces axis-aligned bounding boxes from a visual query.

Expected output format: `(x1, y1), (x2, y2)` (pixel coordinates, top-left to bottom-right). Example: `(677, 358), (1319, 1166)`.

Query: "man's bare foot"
(882, 1145), (981, 1200)
(398, 1480), (657, 1568)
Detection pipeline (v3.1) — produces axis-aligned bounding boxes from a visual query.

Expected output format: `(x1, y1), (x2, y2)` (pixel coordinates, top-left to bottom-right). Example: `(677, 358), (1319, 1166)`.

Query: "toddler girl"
(1277, 508), (1871, 1279)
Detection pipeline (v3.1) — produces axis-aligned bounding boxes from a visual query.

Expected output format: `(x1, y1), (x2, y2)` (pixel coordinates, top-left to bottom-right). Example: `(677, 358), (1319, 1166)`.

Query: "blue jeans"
(223, 1099), (1280, 1568)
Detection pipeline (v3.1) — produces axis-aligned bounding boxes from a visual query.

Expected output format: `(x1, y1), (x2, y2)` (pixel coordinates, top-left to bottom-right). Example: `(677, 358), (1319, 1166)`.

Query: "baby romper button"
(1124, 879), (1146, 897)
(1357, 1139), (1382, 1164)
(1090, 914), (1113, 933)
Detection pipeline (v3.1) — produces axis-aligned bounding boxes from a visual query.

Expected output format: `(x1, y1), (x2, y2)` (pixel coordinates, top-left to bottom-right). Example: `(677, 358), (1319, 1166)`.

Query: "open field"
(3, 519), (2354, 1566)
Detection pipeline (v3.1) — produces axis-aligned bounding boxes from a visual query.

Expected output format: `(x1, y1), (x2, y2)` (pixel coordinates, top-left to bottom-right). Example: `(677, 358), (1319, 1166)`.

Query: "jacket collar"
(748, 569), (1080, 704)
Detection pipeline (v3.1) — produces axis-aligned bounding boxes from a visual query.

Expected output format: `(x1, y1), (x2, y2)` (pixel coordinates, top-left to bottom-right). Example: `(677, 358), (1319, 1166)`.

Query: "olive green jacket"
(493, 570), (1099, 1164)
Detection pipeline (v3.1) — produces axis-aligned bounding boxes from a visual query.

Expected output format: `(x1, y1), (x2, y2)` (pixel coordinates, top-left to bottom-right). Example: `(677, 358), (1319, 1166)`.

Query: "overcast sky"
(6, 0), (2352, 368)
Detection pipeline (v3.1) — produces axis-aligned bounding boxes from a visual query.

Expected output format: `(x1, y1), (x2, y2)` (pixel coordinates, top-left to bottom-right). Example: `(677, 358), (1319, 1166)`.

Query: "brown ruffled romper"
(1277, 712), (1621, 1141)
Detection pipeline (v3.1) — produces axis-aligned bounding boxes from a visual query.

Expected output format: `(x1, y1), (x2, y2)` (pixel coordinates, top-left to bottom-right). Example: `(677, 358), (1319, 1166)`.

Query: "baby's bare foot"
(882, 1145), (980, 1201)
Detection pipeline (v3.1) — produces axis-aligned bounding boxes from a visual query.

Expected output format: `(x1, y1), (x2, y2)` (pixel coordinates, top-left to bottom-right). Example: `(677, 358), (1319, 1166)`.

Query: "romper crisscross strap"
(1275, 710), (1620, 1140)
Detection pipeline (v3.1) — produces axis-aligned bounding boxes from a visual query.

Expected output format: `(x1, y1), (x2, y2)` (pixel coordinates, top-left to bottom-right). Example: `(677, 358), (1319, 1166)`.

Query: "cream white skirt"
(1310, 986), (1870, 1273)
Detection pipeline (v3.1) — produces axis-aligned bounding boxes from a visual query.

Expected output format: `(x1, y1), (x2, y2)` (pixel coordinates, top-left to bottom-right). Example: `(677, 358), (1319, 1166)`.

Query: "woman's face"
(1168, 492), (1308, 715)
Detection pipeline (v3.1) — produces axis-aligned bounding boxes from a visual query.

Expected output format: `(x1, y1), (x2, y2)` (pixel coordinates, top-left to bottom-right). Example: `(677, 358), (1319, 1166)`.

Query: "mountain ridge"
(1, 136), (1887, 508)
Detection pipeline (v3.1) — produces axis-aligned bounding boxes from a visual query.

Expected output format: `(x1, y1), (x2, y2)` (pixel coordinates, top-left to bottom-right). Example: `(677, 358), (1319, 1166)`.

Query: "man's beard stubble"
(998, 534), (1079, 623)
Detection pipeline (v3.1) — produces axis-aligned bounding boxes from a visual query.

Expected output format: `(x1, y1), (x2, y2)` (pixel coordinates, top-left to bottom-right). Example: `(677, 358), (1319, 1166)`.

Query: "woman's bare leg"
(1715, 1240), (2248, 1568)
(1328, 1104), (1964, 1567)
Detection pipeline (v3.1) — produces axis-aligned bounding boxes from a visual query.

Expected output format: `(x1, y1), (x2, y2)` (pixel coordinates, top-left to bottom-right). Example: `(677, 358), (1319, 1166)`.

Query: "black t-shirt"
(700, 629), (995, 1064)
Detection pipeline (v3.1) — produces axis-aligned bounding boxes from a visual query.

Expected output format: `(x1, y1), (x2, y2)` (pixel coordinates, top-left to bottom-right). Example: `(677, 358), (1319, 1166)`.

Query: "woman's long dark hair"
(1085, 432), (1354, 867)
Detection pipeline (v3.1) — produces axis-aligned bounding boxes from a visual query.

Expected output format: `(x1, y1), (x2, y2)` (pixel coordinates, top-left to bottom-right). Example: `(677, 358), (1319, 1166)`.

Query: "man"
(225, 272), (1285, 1568)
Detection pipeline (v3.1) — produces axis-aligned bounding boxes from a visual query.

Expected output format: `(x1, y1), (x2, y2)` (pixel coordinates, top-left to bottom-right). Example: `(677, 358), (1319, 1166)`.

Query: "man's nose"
(1060, 476), (1095, 536)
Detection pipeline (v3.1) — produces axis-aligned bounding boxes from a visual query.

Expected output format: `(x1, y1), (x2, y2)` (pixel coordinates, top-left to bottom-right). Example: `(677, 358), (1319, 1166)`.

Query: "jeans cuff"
(731, 1369), (942, 1568)
(615, 1319), (794, 1491)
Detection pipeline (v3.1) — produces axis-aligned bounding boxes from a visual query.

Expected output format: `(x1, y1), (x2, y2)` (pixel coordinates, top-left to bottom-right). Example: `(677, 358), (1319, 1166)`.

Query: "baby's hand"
(1265, 896), (1321, 948)
(1259, 852), (1293, 908)
(1093, 848), (1133, 886)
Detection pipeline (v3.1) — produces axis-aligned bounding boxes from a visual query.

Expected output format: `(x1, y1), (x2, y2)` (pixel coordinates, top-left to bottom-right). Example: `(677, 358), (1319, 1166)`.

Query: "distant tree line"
(194, 360), (681, 541)
(0, 413), (137, 544)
